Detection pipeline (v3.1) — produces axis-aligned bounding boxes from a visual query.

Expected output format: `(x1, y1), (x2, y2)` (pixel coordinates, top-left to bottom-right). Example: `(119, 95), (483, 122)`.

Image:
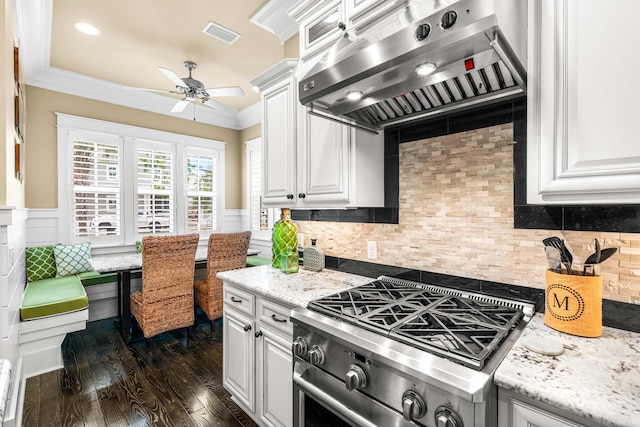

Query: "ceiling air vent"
(202, 21), (241, 44)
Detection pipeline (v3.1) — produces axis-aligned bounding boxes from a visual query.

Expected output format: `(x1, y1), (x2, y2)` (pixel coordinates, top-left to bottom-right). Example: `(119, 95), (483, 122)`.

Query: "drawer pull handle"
(231, 297), (242, 303)
(271, 314), (287, 323)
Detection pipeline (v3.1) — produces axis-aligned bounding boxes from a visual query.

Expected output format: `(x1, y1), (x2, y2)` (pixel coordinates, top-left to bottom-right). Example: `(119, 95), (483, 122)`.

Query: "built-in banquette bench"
(20, 242), (113, 378)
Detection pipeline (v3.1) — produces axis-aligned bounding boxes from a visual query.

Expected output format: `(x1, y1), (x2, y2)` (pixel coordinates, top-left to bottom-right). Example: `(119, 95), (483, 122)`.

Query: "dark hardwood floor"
(22, 311), (259, 427)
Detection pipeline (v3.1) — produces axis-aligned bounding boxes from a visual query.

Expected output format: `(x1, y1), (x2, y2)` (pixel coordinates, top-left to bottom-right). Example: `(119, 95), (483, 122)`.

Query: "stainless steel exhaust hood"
(298, 0), (527, 133)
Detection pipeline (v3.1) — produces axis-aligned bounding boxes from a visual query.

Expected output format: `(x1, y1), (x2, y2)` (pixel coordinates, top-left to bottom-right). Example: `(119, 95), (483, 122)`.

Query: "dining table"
(89, 247), (260, 342)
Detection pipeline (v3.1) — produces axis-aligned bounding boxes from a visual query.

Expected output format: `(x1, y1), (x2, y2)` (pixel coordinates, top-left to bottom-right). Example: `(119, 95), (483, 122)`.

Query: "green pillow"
(53, 242), (93, 277)
(25, 245), (57, 282)
(136, 240), (143, 254)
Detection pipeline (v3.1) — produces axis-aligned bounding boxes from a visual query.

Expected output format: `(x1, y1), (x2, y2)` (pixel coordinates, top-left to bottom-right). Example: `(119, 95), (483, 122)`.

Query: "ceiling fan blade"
(203, 99), (237, 114)
(123, 86), (180, 94)
(205, 86), (245, 97)
(171, 99), (191, 113)
(158, 67), (188, 89)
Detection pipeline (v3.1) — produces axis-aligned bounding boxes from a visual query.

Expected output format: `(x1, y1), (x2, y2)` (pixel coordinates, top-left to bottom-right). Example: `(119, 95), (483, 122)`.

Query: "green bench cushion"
(21, 276), (89, 320)
(79, 272), (117, 286)
(246, 255), (271, 267)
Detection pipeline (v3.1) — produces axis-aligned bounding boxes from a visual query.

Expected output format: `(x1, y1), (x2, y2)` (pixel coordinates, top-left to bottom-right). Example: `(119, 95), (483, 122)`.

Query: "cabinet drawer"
(258, 298), (293, 337)
(223, 284), (255, 317)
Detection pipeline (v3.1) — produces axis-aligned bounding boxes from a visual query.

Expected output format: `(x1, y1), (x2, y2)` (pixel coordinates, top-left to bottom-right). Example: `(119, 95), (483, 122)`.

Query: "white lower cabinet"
(498, 388), (598, 427)
(223, 282), (293, 427)
(223, 307), (255, 412)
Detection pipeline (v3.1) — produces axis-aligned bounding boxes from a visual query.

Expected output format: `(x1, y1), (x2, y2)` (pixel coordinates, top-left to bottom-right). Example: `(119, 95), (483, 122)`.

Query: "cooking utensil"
(583, 239), (601, 275)
(594, 247), (617, 264)
(545, 246), (562, 272)
(584, 245), (617, 265)
(543, 237), (573, 273)
(582, 241), (616, 275)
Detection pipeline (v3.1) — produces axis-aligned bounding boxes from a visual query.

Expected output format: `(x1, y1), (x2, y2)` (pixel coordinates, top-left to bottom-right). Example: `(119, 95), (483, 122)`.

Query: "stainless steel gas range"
(291, 276), (536, 427)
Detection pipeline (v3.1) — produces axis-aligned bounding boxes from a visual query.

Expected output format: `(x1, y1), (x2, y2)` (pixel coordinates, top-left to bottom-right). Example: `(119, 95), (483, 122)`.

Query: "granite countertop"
(495, 313), (640, 427)
(217, 264), (372, 308)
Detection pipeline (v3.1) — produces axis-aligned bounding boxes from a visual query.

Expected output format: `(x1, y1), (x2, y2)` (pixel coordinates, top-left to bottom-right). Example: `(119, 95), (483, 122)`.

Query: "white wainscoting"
(0, 208), (28, 427)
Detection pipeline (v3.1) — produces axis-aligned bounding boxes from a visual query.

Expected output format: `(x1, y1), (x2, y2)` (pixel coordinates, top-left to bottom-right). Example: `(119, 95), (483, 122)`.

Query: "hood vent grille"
(345, 59), (518, 128)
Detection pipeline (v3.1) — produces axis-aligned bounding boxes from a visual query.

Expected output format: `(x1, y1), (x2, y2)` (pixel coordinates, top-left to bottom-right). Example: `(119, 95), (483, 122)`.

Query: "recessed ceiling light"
(415, 62), (437, 76)
(346, 90), (363, 101)
(74, 22), (101, 36)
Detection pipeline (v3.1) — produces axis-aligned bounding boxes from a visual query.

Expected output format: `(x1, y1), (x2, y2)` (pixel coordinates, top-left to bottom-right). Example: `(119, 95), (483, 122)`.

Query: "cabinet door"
(346, 0), (392, 29)
(262, 77), (297, 207)
(223, 308), (255, 413)
(258, 326), (293, 427)
(298, 108), (351, 204)
(299, 0), (345, 60)
(527, 0), (640, 204)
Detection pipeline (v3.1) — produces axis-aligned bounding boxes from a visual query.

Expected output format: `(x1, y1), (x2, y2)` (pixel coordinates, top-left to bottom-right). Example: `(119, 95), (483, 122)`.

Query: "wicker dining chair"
(130, 233), (199, 350)
(194, 231), (251, 332)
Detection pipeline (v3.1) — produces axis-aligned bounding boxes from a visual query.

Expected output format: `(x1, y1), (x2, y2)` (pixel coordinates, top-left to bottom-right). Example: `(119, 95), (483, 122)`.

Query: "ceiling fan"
(129, 61), (244, 114)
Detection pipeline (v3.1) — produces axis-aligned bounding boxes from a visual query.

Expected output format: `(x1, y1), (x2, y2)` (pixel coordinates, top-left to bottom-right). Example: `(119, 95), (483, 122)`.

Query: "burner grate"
(307, 277), (531, 370)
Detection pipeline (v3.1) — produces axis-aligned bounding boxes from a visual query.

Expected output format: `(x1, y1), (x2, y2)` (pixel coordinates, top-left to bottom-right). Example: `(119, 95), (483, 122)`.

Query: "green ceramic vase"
(272, 208), (298, 268)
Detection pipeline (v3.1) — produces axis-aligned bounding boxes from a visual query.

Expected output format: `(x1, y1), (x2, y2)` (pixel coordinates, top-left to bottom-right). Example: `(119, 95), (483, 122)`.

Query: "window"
(246, 138), (273, 240)
(186, 150), (218, 232)
(58, 114), (225, 247)
(136, 144), (174, 234)
(70, 130), (122, 239)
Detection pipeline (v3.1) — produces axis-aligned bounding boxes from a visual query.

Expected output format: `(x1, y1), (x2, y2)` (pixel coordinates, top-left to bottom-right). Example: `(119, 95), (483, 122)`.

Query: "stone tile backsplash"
(295, 123), (640, 304)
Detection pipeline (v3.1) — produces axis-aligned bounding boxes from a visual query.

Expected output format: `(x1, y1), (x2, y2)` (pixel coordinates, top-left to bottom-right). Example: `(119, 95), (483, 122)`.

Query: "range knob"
(308, 344), (325, 366)
(402, 390), (427, 422)
(441, 10), (457, 29)
(434, 405), (463, 427)
(292, 337), (307, 357)
(345, 364), (367, 391)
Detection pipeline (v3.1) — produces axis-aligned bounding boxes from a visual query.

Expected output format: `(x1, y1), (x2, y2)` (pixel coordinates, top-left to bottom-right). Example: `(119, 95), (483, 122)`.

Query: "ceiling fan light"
(74, 22), (101, 36)
(415, 62), (437, 76)
(346, 90), (363, 101)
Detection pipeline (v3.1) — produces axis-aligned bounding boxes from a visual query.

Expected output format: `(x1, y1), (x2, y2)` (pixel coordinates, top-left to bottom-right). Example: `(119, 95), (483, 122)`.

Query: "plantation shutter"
(248, 147), (268, 232)
(71, 135), (121, 238)
(186, 152), (217, 232)
(136, 147), (174, 234)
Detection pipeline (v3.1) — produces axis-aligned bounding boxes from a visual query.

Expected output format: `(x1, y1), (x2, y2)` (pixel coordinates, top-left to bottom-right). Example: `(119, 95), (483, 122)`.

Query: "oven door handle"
(293, 362), (379, 427)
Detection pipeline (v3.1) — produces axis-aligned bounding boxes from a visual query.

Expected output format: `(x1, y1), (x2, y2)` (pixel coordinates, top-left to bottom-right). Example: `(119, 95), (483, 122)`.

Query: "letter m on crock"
(552, 292), (569, 311)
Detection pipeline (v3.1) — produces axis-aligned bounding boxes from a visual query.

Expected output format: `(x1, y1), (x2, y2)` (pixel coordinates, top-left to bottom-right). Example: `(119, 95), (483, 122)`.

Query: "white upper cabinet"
(252, 60), (299, 206)
(346, 0), (398, 29)
(527, 0), (640, 204)
(294, 0), (345, 60)
(252, 59), (384, 209)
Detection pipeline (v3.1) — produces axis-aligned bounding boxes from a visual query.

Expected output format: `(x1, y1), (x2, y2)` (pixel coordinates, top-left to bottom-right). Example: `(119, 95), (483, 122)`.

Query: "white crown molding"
(250, 0), (299, 44)
(237, 102), (262, 129)
(14, 0), (259, 131)
(250, 58), (298, 91)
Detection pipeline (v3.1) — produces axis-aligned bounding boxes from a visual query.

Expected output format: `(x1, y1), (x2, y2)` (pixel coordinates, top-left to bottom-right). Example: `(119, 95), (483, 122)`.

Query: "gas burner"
(306, 277), (526, 370)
